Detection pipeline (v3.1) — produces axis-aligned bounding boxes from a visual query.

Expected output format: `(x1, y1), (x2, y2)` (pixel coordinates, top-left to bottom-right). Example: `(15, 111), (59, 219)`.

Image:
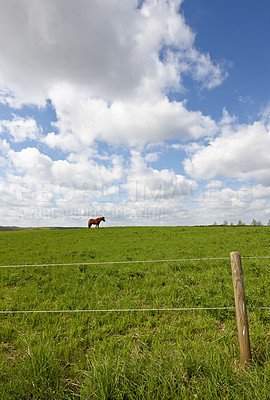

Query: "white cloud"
(2, 146), (200, 225)
(250, 184), (270, 199)
(0, 0), (226, 105)
(0, 138), (10, 154)
(184, 119), (270, 185)
(0, 115), (41, 142)
(8, 147), (53, 180)
(8, 147), (124, 194)
(144, 152), (160, 162)
(185, 182), (270, 225)
(206, 180), (223, 189)
(0, 88), (29, 109)
(219, 108), (237, 126)
(1, 147), (270, 226)
(238, 95), (254, 105)
(42, 85), (217, 150)
(0, 0), (142, 103)
(125, 150), (197, 201)
(138, 0), (227, 92)
(0, 0), (225, 164)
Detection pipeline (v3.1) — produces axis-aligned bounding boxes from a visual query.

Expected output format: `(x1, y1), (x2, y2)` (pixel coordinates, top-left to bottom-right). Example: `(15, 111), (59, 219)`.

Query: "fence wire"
(1, 256), (269, 315)
(1, 255), (270, 269)
(0, 307), (269, 315)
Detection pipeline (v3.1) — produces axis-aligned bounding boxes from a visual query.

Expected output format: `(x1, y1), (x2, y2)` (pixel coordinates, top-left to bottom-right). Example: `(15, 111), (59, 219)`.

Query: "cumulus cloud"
(0, 138), (10, 154)
(205, 180), (223, 189)
(0, 116), (41, 142)
(144, 152), (160, 162)
(0, 0), (228, 135)
(0, 0), (142, 103)
(194, 182), (270, 225)
(0, 0), (226, 103)
(8, 147), (124, 195)
(42, 86), (217, 150)
(0, 0), (226, 161)
(184, 119), (270, 185)
(125, 150), (197, 201)
(7, 146), (196, 204)
(8, 147), (53, 180)
(2, 145), (200, 225)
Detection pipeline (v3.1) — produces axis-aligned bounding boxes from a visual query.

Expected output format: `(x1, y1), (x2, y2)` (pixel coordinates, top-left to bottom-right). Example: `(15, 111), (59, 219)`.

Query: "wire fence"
(1, 255), (270, 269)
(1, 307), (270, 315)
(1, 255), (269, 315)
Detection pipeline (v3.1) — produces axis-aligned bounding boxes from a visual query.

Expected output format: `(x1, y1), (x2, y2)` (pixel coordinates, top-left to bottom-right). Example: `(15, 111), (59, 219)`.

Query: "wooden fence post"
(230, 252), (252, 364)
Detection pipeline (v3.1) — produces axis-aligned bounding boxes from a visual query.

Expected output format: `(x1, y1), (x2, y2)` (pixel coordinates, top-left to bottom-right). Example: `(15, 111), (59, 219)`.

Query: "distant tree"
(223, 220), (228, 226)
(230, 222), (234, 226)
(267, 219), (270, 226)
(213, 221), (218, 226)
(251, 218), (263, 226)
(237, 220), (245, 226)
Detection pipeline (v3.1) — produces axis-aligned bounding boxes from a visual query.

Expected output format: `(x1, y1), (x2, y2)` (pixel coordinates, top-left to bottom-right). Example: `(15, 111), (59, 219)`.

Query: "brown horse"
(88, 216), (105, 229)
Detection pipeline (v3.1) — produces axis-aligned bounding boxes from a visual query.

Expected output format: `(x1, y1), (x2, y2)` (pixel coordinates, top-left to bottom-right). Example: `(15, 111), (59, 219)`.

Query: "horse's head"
(102, 216), (105, 222)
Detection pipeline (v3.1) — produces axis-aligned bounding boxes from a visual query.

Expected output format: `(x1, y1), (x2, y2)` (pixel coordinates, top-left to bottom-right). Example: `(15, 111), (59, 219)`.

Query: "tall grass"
(0, 226), (269, 399)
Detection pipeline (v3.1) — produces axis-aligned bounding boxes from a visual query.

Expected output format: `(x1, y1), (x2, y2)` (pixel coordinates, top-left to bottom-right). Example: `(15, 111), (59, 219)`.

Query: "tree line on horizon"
(213, 219), (270, 227)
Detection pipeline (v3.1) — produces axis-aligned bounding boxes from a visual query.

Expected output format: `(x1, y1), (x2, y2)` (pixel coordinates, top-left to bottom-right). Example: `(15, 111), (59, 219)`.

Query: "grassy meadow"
(0, 226), (269, 399)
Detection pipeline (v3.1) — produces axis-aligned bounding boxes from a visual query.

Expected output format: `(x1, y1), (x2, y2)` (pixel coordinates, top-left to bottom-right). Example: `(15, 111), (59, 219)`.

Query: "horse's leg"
(89, 223), (92, 229)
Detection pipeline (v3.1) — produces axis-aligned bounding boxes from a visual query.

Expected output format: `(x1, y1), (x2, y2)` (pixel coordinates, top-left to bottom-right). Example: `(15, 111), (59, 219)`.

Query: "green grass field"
(0, 226), (269, 399)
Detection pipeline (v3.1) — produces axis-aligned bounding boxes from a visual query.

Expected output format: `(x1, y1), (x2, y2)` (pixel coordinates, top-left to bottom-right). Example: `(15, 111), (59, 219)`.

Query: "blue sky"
(0, 0), (270, 227)
(182, 0), (270, 122)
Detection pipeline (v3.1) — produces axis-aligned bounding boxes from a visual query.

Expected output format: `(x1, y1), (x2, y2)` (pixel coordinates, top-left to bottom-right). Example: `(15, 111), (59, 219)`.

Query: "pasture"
(0, 226), (269, 399)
